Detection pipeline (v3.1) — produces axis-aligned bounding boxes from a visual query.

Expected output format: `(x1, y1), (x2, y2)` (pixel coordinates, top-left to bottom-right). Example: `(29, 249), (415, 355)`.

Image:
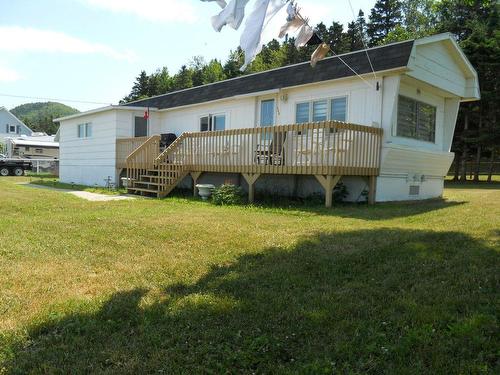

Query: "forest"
(121, 0), (497, 181)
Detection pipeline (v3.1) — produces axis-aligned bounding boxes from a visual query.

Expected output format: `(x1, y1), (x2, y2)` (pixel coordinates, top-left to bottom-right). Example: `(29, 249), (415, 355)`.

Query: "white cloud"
(0, 65), (22, 82)
(0, 26), (136, 61)
(83, 0), (197, 23)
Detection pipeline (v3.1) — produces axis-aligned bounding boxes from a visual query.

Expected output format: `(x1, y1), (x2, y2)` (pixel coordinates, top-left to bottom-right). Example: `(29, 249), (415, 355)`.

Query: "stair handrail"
(154, 132), (191, 165)
(126, 134), (161, 163)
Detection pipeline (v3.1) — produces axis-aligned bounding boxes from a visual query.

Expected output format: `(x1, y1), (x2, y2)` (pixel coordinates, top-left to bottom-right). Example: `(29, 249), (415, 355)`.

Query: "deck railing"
(162, 121), (383, 176)
(125, 135), (161, 184)
(116, 136), (149, 169)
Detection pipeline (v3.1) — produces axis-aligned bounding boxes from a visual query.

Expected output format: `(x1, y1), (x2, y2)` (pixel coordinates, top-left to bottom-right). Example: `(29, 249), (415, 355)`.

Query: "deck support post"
(315, 175), (341, 208)
(242, 173), (260, 203)
(368, 175), (377, 205)
(191, 172), (203, 197)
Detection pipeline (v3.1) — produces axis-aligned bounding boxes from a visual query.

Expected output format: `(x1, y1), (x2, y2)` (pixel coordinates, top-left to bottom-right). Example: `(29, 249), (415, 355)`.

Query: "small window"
(397, 96), (436, 142)
(25, 146), (30, 151)
(9, 125), (16, 133)
(312, 100), (328, 122)
(200, 116), (210, 132)
(78, 123), (92, 138)
(35, 148), (43, 154)
(331, 97), (347, 122)
(78, 124), (85, 138)
(200, 114), (226, 132)
(296, 103), (310, 123)
(213, 115), (226, 131)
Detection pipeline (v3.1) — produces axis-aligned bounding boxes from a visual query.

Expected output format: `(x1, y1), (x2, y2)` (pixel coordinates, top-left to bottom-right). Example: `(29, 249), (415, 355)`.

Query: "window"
(35, 148), (43, 154)
(134, 116), (147, 137)
(295, 96), (348, 123)
(260, 99), (275, 127)
(9, 125), (16, 133)
(331, 97), (347, 121)
(213, 115), (226, 131)
(296, 103), (310, 123)
(397, 95), (436, 142)
(313, 100), (328, 122)
(200, 114), (226, 132)
(77, 123), (92, 138)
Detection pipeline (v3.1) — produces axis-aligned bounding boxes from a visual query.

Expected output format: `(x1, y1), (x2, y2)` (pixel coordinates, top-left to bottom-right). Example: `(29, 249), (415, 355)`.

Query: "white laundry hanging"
(211, 0), (250, 32)
(200, 0), (227, 9)
(240, 0), (287, 71)
(311, 43), (330, 67)
(295, 24), (314, 48)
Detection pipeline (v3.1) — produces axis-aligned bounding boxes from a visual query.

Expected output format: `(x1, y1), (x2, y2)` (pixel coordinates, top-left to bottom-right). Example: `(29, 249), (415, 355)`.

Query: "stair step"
(140, 174), (182, 179)
(127, 187), (160, 194)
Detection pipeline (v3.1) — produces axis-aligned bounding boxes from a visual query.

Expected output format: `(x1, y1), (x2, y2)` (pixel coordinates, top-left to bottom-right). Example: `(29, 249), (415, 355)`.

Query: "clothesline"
(201, 0), (377, 89)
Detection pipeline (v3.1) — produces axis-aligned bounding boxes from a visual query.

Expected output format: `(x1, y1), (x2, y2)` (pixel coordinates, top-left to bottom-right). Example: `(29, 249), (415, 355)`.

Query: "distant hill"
(10, 102), (79, 135)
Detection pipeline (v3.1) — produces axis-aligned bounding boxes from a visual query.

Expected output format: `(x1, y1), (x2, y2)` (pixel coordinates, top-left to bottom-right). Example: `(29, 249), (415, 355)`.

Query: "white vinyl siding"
(397, 95), (436, 142)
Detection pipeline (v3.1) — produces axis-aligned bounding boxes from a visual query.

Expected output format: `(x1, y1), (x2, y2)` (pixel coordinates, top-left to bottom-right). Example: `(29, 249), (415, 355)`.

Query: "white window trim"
(294, 95), (349, 123)
(395, 95), (437, 144)
(77, 122), (93, 139)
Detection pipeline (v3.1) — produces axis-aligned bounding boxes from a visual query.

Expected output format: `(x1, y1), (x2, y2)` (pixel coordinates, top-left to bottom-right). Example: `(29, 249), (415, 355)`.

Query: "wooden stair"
(126, 134), (190, 198)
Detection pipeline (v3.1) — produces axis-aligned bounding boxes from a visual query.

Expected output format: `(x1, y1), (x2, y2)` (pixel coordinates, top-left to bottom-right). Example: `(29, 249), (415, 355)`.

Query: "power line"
(0, 93), (113, 106)
(293, 6), (375, 89)
(347, 0), (377, 80)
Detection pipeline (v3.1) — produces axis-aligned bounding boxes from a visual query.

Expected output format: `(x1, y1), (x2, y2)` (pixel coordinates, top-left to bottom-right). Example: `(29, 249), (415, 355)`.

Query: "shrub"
(212, 184), (245, 205)
(333, 182), (348, 203)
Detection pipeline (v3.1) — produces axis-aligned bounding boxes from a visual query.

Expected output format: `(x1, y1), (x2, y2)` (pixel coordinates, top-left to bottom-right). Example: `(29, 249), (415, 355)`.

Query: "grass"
(27, 176), (127, 196)
(0, 177), (499, 374)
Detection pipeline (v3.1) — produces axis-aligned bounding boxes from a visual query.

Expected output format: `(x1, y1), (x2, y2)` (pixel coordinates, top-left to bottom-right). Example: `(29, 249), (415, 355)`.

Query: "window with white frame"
(77, 123), (93, 138)
(200, 114), (226, 132)
(295, 96), (348, 123)
(7, 125), (16, 133)
(397, 95), (436, 142)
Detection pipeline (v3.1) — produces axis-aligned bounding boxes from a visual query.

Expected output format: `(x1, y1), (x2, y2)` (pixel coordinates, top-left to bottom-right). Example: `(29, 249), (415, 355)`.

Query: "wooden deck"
(117, 121), (383, 206)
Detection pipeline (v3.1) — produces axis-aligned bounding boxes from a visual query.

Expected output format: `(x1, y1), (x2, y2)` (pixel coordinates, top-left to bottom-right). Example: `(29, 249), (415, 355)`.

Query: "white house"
(55, 34), (480, 204)
(0, 107), (33, 145)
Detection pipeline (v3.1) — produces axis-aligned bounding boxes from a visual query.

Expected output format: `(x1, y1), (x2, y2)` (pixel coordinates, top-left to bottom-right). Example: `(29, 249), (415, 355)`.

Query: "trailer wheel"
(13, 167), (25, 176)
(0, 167), (9, 176)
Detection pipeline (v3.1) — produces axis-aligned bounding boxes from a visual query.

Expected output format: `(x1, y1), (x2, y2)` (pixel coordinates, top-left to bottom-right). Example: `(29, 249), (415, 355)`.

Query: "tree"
(202, 59), (226, 84)
(122, 71), (150, 102)
(345, 10), (368, 51)
(367, 0), (404, 46)
(171, 65), (194, 91)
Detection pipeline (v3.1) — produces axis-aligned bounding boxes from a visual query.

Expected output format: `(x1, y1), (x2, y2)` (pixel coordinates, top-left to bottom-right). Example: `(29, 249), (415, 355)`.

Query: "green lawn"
(0, 177), (498, 374)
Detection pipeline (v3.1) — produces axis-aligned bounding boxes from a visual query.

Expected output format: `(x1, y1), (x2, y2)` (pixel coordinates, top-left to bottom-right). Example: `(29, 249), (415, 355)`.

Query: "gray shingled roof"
(125, 40), (414, 110)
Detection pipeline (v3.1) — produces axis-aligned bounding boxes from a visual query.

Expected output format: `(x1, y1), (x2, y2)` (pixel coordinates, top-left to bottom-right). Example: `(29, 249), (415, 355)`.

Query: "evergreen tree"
(367, 0), (404, 46)
(202, 59), (226, 84)
(345, 10), (368, 51)
(171, 65), (194, 91)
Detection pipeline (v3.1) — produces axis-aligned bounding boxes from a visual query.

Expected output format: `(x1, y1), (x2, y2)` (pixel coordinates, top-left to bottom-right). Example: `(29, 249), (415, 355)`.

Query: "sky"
(0, 0), (376, 111)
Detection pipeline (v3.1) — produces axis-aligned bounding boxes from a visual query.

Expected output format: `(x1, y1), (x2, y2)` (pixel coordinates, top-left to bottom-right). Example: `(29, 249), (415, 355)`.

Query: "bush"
(212, 184), (245, 206)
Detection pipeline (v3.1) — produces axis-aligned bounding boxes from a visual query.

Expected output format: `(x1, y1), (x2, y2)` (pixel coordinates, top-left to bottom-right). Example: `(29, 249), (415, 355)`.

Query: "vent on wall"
(409, 185), (420, 196)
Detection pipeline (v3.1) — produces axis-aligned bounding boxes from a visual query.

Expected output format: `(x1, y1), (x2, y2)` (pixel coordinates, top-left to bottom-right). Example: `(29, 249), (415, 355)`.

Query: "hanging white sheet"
(211, 0), (250, 32)
(240, 0), (287, 70)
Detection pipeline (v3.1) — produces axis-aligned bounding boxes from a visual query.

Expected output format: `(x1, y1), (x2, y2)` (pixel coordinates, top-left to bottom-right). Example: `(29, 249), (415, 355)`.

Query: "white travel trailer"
(55, 34), (479, 205)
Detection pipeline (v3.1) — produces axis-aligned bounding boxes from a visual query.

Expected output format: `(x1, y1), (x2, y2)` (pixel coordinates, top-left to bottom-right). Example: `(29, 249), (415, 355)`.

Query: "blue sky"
(0, 0), (375, 111)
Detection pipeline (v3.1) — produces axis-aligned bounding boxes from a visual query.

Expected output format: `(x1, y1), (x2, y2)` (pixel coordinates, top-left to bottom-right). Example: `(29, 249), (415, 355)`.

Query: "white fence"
(29, 159), (59, 176)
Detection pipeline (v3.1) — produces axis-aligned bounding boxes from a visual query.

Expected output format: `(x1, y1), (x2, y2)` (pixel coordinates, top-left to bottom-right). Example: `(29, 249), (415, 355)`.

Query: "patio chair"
(254, 132), (287, 166)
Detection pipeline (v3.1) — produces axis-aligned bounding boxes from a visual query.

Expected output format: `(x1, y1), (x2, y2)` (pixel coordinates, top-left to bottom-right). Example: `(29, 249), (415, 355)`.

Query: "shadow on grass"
(444, 180), (500, 190)
(3, 229), (498, 374)
(169, 188), (467, 221)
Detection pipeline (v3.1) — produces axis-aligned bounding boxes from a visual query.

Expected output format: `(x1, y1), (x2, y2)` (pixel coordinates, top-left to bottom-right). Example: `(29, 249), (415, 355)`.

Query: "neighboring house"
(55, 34), (479, 204)
(0, 107), (33, 144)
(5, 133), (59, 159)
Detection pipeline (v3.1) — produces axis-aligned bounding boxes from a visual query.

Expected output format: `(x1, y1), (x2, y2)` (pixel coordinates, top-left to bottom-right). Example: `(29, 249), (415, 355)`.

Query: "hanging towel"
(240, 0), (286, 71)
(211, 0), (250, 32)
(310, 43), (330, 68)
(295, 24), (314, 48)
(201, 0), (227, 9)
